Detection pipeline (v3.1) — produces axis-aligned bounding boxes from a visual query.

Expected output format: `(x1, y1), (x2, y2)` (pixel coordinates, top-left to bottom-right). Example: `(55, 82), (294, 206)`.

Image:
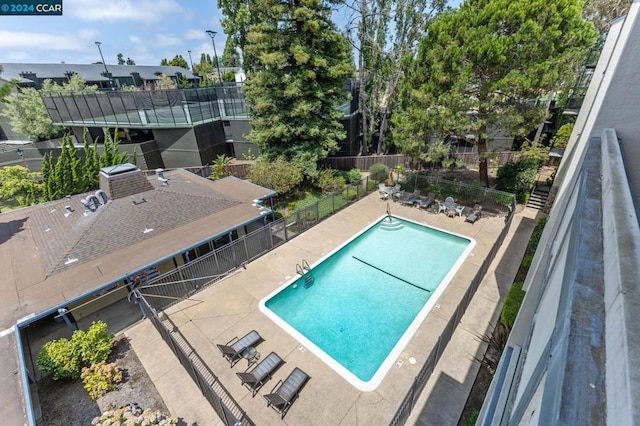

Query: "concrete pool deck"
(125, 192), (540, 425)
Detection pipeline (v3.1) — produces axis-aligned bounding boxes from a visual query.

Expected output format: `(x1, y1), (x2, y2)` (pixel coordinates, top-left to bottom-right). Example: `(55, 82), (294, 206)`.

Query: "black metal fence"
(388, 197), (516, 426)
(136, 292), (254, 426)
(138, 177), (376, 312)
(399, 173), (515, 217)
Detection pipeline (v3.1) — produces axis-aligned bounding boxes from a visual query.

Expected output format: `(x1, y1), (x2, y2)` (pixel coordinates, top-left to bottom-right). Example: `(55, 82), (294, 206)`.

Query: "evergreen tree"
(40, 152), (51, 201)
(126, 57), (136, 65)
(241, 0), (354, 177)
(82, 129), (100, 192)
(395, 0), (597, 186)
(117, 53), (125, 65)
(54, 135), (75, 197)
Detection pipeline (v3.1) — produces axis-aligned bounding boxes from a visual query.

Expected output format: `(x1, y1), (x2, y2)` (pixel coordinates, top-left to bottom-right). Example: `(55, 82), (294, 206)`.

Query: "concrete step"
(527, 190), (548, 210)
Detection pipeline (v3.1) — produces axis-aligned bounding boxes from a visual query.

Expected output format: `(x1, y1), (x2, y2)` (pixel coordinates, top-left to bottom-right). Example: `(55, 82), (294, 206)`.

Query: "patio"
(125, 191), (529, 425)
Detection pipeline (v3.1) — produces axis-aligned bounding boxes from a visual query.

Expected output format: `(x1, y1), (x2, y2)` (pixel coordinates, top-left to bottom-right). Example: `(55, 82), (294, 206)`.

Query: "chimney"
(99, 163), (154, 199)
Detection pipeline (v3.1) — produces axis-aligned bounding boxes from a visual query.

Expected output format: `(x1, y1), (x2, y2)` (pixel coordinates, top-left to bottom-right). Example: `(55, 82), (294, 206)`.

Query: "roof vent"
(143, 225), (154, 234)
(132, 197), (147, 205)
(64, 206), (74, 217)
(156, 169), (169, 186)
(64, 256), (78, 265)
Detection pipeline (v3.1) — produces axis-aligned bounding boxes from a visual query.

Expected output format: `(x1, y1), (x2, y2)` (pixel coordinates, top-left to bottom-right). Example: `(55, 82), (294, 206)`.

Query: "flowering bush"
(81, 362), (123, 400)
(92, 404), (177, 426)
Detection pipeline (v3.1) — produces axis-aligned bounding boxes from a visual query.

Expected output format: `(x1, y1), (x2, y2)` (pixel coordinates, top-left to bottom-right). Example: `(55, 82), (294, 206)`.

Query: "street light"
(187, 50), (194, 71)
(205, 30), (223, 84)
(95, 41), (112, 88)
(16, 148), (28, 170)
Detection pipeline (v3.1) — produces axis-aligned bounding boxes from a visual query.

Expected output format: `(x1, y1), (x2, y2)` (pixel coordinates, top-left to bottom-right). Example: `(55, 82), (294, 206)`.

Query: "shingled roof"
(0, 169), (275, 328)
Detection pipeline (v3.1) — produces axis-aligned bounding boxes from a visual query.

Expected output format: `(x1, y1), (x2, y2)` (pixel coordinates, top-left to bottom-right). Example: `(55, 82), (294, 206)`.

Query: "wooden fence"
(320, 152), (520, 172)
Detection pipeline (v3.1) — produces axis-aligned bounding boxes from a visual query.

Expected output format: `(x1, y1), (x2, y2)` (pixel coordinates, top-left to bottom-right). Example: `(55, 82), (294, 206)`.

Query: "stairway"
(527, 186), (549, 210)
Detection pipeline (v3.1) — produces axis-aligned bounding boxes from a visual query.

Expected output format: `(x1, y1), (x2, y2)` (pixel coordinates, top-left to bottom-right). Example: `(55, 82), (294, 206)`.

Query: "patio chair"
(418, 193), (435, 210)
(216, 330), (262, 367)
(264, 367), (311, 419)
(437, 201), (448, 214)
(465, 204), (483, 224)
(379, 183), (390, 200)
(236, 352), (284, 396)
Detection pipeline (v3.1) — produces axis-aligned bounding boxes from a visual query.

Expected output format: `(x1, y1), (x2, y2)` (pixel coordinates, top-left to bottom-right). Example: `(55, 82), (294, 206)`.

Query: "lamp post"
(187, 50), (194, 71)
(205, 30), (223, 84)
(95, 41), (112, 88)
(16, 148), (28, 170)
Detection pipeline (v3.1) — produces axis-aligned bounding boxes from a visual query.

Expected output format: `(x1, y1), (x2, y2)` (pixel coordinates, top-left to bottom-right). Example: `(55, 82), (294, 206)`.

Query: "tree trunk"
(477, 135), (490, 188)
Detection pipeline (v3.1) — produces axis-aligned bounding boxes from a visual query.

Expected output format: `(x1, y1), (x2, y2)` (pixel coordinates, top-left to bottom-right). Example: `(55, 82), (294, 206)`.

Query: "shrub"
(365, 179), (377, 191)
(209, 154), (232, 180)
(341, 187), (358, 201)
(247, 157), (303, 194)
(315, 168), (346, 194)
(73, 321), (115, 365)
(368, 163), (389, 183)
(81, 362), (123, 400)
(495, 159), (539, 203)
(501, 283), (526, 329)
(36, 321), (115, 381)
(342, 168), (362, 184)
(36, 337), (82, 380)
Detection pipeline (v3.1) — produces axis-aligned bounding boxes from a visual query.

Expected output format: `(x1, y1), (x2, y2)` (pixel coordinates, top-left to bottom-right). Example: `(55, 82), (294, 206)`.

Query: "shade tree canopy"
(393, 0), (597, 186)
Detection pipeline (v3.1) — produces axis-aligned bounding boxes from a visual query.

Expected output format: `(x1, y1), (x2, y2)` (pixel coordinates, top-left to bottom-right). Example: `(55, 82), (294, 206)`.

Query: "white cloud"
(183, 29), (206, 40)
(0, 30), (85, 50)
(65, 0), (185, 23)
(129, 35), (143, 44)
(77, 29), (100, 40)
(155, 33), (182, 47)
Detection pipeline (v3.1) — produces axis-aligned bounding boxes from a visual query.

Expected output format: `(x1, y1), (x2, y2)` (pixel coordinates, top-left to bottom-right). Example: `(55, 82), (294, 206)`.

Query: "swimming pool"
(259, 215), (475, 391)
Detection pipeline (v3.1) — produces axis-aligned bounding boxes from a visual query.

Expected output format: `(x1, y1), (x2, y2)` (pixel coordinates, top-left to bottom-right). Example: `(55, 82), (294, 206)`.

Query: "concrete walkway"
(125, 194), (541, 426)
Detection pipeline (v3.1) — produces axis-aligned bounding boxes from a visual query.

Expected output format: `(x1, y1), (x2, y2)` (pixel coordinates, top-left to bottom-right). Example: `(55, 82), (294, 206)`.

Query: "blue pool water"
(261, 216), (473, 390)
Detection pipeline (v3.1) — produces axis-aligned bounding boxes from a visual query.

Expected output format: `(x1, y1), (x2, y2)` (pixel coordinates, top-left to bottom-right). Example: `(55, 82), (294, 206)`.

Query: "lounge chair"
(216, 330), (262, 367)
(400, 190), (421, 206)
(465, 204), (483, 224)
(418, 193), (435, 210)
(236, 352), (284, 396)
(264, 367), (310, 419)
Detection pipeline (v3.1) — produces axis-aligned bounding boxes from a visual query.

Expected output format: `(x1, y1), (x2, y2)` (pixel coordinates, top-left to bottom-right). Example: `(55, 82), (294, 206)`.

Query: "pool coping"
(258, 214), (477, 392)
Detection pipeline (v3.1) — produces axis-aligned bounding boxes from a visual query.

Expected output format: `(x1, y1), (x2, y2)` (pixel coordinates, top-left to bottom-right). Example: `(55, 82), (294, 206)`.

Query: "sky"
(0, 0), (237, 66)
(0, 0), (461, 67)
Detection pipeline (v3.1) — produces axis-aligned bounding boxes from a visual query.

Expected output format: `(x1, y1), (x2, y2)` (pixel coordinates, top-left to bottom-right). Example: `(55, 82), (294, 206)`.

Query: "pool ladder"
(296, 259), (314, 288)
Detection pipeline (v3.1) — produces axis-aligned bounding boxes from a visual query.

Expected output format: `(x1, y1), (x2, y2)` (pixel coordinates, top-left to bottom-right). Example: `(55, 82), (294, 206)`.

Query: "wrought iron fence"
(400, 173), (514, 217)
(136, 292), (254, 426)
(389, 196), (516, 426)
(138, 177), (375, 312)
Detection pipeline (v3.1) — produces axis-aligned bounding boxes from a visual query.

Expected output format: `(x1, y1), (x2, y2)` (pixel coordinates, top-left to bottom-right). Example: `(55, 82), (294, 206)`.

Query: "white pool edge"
(258, 214), (476, 392)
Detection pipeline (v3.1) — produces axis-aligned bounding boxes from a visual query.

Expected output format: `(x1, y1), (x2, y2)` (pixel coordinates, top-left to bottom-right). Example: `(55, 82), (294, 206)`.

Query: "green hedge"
(500, 283), (526, 329)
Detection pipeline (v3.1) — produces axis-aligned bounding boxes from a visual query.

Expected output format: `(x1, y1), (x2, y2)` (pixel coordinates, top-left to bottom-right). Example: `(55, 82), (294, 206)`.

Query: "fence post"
(316, 200), (320, 222)
(332, 192), (335, 213)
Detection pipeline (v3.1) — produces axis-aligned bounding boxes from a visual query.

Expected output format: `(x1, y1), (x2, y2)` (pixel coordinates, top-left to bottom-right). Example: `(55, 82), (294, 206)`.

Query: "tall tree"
(2, 76), (97, 140)
(241, 0), (355, 177)
(126, 57), (136, 65)
(0, 166), (43, 207)
(583, 0), (630, 35)
(347, 0), (445, 155)
(161, 55), (189, 69)
(117, 53), (125, 65)
(395, 0), (596, 186)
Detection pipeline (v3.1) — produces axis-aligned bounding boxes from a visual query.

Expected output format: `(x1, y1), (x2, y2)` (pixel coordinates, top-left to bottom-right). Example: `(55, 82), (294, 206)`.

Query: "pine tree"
(99, 129), (114, 168)
(240, 0), (354, 177)
(82, 129), (100, 192)
(40, 152), (51, 201)
(395, 0), (597, 186)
